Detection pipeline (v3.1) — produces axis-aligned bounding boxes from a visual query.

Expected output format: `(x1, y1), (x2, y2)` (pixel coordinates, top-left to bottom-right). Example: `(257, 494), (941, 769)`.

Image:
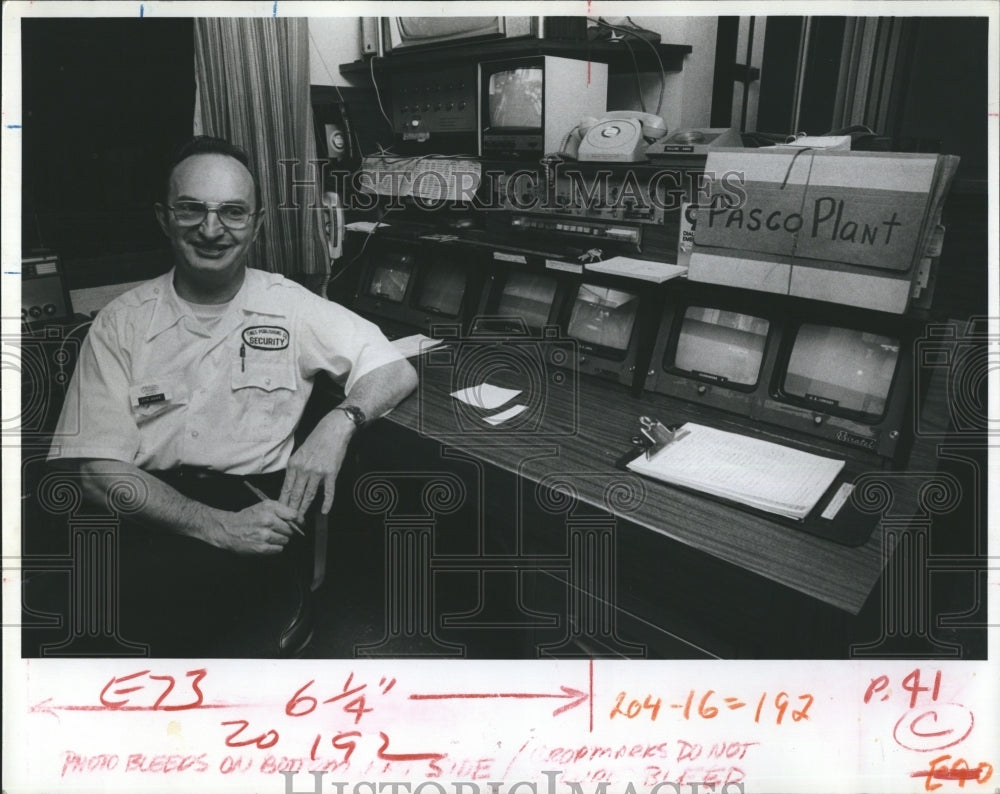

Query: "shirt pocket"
(128, 376), (190, 426)
(231, 355), (298, 440)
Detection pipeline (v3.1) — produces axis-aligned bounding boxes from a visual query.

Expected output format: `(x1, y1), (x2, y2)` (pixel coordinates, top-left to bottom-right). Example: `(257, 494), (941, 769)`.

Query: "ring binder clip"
(638, 415), (689, 459)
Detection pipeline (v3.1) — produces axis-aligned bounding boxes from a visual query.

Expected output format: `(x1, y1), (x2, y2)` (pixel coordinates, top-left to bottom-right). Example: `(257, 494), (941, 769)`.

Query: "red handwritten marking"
(286, 680), (318, 717)
(893, 705), (975, 752)
(865, 668), (943, 708)
(124, 753), (210, 774)
(98, 668), (208, 711)
(911, 755), (994, 791)
(409, 685), (587, 717)
(221, 720), (279, 749)
(376, 731), (445, 763)
(32, 698), (231, 715)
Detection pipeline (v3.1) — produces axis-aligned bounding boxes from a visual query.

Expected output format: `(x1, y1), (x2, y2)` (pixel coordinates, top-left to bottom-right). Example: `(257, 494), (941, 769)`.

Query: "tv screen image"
(783, 324), (899, 418)
(673, 307), (770, 386)
(397, 17), (501, 43)
(416, 260), (467, 316)
(368, 258), (414, 303)
(496, 272), (558, 329)
(567, 284), (639, 352)
(488, 67), (543, 128)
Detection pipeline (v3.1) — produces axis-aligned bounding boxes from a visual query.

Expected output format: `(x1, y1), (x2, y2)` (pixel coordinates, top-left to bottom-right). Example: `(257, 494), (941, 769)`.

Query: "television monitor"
(779, 325), (899, 422)
(496, 271), (560, 330)
(673, 307), (771, 388)
(758, 316), (914, 461)
(644, 286), (781, 417)
(378, 17), (539, 54)
(473, 259), (573, 335)
(366, 255), (414, 303)
(562, 277), (662, 391)
(566, 284), (639, 359)
(415, 259), (468, 318)
(479, 56), (607, 159)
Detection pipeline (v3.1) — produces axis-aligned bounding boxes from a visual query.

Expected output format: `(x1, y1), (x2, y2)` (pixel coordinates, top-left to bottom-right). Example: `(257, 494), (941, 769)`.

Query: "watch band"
(334, 404), (366, 428)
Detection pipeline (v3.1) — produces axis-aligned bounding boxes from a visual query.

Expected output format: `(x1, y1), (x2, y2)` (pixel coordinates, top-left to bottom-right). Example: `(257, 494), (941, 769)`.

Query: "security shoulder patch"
(242, 326), (290, 350)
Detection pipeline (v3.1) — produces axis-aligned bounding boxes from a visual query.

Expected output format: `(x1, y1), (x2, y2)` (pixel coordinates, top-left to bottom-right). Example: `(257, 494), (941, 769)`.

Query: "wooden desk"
(385, 347), (892, 615)
(326, 334), (975, 659)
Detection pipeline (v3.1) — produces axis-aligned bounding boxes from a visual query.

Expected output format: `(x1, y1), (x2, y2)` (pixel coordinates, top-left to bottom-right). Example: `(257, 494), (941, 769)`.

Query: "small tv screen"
(567, 284), (638, 352)
(496, 272), (557, 329)
(673, 307), (770, 386)
(397, 17), (501, 43)
(783, 324), (899, 417)
(487, 67), (543, 129)
(416, 260), (466, 316)
(367, 257), (414, 303)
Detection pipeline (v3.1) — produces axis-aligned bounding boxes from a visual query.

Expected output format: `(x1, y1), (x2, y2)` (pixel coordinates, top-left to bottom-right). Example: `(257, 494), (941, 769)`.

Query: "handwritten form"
(6, 659), (996, 792)
(627, 423), (844, 520)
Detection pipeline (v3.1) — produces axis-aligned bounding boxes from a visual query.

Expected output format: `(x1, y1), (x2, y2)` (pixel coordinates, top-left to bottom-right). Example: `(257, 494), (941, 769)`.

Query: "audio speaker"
(22, 253), (72, 324)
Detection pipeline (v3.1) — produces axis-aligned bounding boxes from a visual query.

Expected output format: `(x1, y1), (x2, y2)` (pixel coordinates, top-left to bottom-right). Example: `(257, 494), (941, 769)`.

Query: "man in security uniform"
(48, 136), (418, 655)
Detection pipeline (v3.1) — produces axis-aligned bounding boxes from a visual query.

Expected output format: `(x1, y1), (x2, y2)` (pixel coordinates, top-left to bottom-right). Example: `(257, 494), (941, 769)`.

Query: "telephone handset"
(558, 112), (668, 162)
(318, 191), (344, 263)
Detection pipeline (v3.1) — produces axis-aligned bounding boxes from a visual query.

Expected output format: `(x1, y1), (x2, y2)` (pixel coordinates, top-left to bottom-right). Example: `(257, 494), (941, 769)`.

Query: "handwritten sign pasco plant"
(688, 150), (954, 313)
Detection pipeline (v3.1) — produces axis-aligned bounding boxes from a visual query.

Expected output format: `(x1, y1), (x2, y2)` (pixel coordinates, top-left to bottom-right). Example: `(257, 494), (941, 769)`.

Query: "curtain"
(193, 18), (325, 277)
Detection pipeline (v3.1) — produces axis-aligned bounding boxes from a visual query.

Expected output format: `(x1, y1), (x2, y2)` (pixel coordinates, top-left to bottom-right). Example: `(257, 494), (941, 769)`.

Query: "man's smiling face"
(156, 152), (262, 287)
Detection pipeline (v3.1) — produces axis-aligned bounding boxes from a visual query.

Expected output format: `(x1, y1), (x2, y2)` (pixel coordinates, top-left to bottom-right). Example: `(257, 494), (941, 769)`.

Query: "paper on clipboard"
(627, 422), (844, 520)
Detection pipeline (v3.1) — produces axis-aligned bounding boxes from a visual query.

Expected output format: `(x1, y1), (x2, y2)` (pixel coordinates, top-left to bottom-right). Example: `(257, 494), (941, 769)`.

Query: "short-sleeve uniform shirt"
(48, 268), (404, 475)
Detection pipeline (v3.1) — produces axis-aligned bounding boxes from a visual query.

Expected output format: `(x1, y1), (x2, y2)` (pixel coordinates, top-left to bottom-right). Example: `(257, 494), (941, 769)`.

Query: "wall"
(609, 16), (718, 131)
(308, 15), (719, 132)
(309, 17), (362, 86)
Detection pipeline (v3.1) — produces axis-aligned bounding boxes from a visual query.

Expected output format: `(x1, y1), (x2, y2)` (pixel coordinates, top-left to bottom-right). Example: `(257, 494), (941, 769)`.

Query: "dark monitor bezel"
(643, 283), (781, 418)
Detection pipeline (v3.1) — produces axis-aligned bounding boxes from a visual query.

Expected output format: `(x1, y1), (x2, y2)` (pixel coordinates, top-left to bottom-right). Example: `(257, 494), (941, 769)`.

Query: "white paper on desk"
(346, 220), (385, 233)
(585, 256), (688, 283)
(627, 422), (844, 520)
(482, 404), (528, 425)
(450, 383), (521, 411)
(391, 334), (444, 358)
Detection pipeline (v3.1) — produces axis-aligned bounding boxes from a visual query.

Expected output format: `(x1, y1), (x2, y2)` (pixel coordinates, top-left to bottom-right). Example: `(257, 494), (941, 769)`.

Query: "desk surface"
(382, 342), (942, 616)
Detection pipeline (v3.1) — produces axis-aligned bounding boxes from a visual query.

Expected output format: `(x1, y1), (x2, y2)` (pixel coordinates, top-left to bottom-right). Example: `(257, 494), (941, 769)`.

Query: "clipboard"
(615, 425), (880, 547)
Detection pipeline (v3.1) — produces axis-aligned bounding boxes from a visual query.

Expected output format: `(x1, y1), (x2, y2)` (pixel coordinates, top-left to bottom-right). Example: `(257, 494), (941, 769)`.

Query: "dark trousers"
(117, 469), (310, 657)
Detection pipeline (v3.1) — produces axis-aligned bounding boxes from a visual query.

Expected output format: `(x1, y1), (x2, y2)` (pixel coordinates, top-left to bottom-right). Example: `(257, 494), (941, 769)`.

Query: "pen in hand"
(243, 480), (306, 536)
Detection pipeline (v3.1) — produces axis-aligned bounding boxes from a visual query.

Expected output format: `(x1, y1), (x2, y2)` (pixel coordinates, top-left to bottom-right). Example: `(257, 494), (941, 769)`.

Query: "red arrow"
(409, 685), (588, 717)
(29, 697), (233, 717)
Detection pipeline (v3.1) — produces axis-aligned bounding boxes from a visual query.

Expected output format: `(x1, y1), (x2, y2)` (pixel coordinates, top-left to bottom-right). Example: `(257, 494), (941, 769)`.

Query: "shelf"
(340, 38), (692, 77)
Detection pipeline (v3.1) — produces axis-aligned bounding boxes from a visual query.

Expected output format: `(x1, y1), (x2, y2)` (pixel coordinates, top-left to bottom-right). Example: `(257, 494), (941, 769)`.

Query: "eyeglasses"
(166, 201), (259, 229)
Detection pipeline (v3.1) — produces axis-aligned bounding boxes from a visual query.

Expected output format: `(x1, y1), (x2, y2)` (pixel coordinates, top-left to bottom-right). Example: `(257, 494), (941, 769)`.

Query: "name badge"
(131, 383), (173, 408)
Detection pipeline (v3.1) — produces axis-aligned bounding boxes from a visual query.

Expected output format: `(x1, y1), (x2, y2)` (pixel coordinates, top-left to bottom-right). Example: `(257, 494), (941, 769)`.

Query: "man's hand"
(210, 500), (301, 555)
(279, 410), (354, 520)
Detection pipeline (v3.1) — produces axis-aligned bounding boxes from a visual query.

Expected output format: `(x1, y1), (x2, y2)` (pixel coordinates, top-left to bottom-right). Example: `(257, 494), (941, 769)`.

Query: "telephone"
(318, 191), (344, 263)
(559, 112), (668, 162)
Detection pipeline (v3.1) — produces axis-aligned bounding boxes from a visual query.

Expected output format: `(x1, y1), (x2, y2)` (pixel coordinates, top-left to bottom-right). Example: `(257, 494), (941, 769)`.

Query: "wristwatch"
(334, 404), (367, 429)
